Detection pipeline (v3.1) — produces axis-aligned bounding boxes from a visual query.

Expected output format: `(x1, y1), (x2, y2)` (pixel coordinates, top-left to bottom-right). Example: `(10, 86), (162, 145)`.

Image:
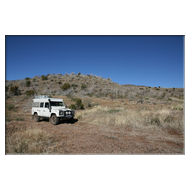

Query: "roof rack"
(35, 95), (50, 99)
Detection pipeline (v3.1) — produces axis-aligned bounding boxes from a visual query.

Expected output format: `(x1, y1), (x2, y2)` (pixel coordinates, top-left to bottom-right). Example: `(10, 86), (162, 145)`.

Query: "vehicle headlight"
(59, 111), (64, 115)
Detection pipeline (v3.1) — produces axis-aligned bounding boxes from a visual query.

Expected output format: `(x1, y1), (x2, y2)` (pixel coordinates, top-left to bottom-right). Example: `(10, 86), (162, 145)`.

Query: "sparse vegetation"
(26, 80), (31, 87)
(7, 104), (15, 110)
(5, 73), (184, 154)
(25, 90), (36, 96)
(9, 86), (21, 95)
(6, 126), (53, 154)
(61, 83), (70, 90)
(41, 75), (48, 80)
(81, 84), (87, 90)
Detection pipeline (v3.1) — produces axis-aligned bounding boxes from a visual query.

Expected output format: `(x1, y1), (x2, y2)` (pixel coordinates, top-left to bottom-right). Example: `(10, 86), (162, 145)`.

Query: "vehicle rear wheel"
(51, 114), (59, 125)
(34, 113), (40, 122)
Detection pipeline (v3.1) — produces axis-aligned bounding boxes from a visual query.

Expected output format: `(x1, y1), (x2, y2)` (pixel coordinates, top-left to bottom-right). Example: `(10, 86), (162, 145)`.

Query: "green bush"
(7, 104), (15, 110)
(61, 83), (70, 90)
(41, 75), (48, 80)
(70, 98), (84, 110)
(107, 109), (121, 114)
(10, 86), (21, 95)
(69, 104), (76, 110)
(25, 90), (36, 96)
(81, 84), (87, 90)
(26, 80), (31, 87)
(71, 84), (78, 88)
(75, 98), (84, 109)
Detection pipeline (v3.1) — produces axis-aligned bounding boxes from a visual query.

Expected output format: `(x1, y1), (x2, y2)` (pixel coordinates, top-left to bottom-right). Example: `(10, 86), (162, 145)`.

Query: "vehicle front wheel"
(51, 114), (59, 125)
(34, 113), (40, 122)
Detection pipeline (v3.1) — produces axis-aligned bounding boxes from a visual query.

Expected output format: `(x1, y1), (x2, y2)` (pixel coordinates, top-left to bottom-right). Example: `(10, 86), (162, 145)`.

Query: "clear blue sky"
(5, 35), (184, 88)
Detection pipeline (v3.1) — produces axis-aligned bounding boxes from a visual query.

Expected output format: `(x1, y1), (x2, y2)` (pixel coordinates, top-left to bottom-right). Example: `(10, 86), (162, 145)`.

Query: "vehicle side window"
(40, 102), (44, 108)
(45, 102), (49, 108)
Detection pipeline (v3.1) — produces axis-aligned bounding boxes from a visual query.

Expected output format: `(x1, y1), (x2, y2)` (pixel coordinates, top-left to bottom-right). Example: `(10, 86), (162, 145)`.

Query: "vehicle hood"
(51, 106), (72, 111)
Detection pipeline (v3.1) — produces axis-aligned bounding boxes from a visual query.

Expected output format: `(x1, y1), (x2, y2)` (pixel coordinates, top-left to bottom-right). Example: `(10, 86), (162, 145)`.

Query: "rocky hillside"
(5, 73), (184, 102)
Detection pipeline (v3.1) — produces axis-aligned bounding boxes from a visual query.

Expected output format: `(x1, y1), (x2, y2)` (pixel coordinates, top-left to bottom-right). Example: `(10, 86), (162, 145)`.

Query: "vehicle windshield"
(50, 102), (64, 106)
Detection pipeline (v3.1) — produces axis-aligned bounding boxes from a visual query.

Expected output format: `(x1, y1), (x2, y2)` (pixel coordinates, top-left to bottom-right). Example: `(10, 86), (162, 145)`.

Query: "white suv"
(32, 95), (75, 125)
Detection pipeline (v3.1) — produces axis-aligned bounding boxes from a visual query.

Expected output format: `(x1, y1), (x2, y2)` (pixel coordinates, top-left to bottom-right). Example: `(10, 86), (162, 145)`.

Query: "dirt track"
(6, 114), (184, 154)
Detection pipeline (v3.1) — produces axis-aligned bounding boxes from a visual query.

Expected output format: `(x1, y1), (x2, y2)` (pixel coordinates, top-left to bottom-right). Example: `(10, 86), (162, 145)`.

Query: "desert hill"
(5, 73), (184, 102)
(5, 73), (184, 154)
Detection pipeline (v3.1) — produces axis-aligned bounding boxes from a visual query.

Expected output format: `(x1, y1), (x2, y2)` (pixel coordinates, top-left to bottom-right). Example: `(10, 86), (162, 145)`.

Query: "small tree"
(25, 90), (36, 96)
(26, 80), (31, 87)
(81, 84), (87, 90)
(41, 75), (48, 80)
(61, 83), (70, 90)
(10, 86), (21, 95)
(107, 77), (112, 82)
(69, 98), (84, 110)
(75, 98), (84, 109)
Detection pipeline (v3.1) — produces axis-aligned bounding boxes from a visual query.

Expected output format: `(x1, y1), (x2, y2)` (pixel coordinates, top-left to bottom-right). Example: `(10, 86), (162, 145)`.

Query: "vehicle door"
(42, 102), (50, 117)
(38, 102), (44, 116)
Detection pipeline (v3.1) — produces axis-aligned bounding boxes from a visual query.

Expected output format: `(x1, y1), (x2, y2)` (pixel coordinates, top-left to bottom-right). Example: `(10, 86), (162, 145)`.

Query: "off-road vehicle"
(32, 95), (75, 125)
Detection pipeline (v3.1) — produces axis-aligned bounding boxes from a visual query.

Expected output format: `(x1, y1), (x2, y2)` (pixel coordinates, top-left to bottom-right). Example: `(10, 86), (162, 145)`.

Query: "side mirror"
(65, 105), (67, 108)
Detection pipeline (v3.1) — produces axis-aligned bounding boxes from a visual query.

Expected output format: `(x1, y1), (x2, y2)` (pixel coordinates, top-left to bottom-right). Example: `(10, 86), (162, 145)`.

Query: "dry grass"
(6, 125), (53, 154)
(75, 105), (184, 132)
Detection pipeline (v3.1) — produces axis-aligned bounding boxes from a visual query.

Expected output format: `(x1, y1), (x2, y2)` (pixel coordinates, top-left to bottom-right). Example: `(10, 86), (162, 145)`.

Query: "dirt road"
(6, 114), (184, 154)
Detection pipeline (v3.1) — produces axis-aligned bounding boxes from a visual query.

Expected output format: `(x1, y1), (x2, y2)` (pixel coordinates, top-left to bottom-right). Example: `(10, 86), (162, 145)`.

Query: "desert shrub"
(70, 98), (84, 110)
(69, 104), (76, 110)
(164, 116), (174, 123)
(25, 90), (36, 96)
(151, 117), (160, 126)
(71, 84), (78, 88)
(83, 99), (92, 108)
(75, 98), (84, 109)
(41, 75), (48, 80)
(107, 77), (112, 81)
(7, 104), (15, 110)
(10, 86), (21, 95)
(25, 77), (30, 80)
(161, 92), (166, 98)
(81, 84), (87, 90)
(107, 109), (121, 114)
(61, 83), (70, 90)
(58, 81), (62, 84)
(168, 98), (172, 101)
(26, 80), (31, 87)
